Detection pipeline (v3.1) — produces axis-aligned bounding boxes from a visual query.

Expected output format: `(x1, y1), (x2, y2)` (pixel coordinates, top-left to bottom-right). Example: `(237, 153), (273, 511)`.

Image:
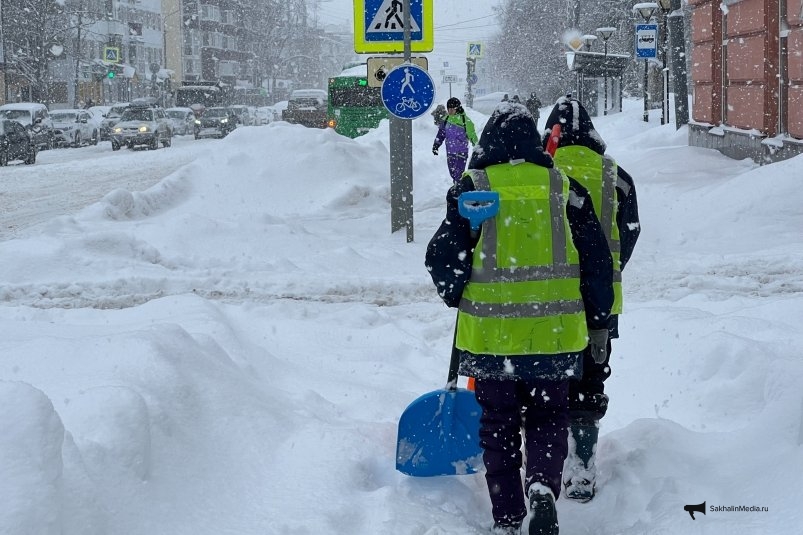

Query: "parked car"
(99, 103), (130, 141)
(165, 107), (196, 135)
(194, 107), (236, 139)
(256, 106), (282, 125)
(50, 109), (99, 147)
(0, 119), (37, 165)
(0, 102), (55, 150)
(110, 104), (173, 151)
(282, 89), (328, 128)
(227, 105), (251, 126)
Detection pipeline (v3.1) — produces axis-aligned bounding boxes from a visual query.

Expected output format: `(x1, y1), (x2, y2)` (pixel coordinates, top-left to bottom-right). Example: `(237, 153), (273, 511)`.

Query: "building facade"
(688, 0), (803, 163)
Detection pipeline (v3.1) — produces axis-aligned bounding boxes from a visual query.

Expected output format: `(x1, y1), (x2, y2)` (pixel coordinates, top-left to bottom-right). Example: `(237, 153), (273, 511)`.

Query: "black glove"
(432, 147), (438, 155)
(587, 329), (609, 364)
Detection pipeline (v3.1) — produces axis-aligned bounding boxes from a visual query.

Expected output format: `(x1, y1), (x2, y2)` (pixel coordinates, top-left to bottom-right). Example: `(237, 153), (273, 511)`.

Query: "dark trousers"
(446, 152), (468, 182)
(568, 339), (613, 422)
(474, 378), (570, 526)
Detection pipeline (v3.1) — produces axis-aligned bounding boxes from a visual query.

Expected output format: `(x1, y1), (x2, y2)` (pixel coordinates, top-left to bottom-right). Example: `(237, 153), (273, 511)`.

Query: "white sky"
(1, 100), (802, 534)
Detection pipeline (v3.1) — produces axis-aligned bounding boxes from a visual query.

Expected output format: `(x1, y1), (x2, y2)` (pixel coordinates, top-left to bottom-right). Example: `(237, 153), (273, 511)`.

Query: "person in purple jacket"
(432, 97), (478, 182)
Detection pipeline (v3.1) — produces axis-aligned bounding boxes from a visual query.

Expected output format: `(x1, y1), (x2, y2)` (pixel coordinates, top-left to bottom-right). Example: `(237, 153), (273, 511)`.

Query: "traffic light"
(107, 68), (116, 79)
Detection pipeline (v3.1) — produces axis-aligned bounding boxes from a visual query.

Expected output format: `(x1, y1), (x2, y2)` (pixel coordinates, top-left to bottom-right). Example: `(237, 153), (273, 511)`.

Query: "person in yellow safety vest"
(542, 96), (641, 503)
(425, 102), (614, 535)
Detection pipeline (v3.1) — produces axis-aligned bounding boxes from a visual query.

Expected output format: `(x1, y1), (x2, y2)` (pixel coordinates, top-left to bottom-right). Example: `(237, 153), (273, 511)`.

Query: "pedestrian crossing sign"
(354, 0), (433, 53)
(103, 46), (120, 63)
(467, 42), (483, 58)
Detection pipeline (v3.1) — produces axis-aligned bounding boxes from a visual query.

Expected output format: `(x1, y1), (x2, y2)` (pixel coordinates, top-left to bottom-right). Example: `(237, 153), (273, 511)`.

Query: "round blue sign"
(467, 73), (478, 86)
(381, 63), (435, 120)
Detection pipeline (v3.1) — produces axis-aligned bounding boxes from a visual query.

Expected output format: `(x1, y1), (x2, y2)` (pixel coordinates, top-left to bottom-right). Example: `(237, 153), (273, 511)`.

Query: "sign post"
(356, 0), (433, 242)
(635, 23), (658, 122)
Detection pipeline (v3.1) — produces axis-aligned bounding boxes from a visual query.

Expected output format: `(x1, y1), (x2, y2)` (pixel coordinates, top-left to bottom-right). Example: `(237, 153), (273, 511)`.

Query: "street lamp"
(596, 27), (616, 115)
(657, 0), (672, 125)
(581, 34), (597, 51)
(634, 2), (658, 122)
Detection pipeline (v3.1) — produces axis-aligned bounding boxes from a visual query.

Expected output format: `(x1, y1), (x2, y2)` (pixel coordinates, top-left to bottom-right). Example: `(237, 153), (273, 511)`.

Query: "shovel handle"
(446, 318), (460, 391)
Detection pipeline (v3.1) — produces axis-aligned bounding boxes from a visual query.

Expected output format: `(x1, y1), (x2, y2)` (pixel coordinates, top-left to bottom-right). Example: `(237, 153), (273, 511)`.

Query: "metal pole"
(668, 0), (689, 128)
(0, 0), (6, 104)
(643, 59), (649, 122)
(661, 13), (669, 124)
(389, 0), (414, 242)
(603, 41), (608, 115)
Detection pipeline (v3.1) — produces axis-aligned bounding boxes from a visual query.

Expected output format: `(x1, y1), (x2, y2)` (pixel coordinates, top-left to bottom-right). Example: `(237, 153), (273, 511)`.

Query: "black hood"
(468, 102), (553, 170)
(542, 96), (607, 155)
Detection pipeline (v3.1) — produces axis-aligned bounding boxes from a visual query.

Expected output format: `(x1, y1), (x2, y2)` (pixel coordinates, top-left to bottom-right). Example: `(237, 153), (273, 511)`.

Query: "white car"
(0, 102), (55, 150)
(256, 106), (282, 124)
(50, 109), (99, 147)
(165, 107), (197, 135)
(110, 105), (173, 151)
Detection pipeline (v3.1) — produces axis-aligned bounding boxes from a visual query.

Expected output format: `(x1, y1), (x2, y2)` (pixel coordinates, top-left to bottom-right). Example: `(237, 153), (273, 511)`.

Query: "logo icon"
(684, 501), (706, 520)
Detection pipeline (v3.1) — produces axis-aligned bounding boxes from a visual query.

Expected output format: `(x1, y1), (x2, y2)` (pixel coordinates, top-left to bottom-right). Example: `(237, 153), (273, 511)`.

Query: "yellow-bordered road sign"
(103, 46), (120, 63)
(354, 0), (433, 53)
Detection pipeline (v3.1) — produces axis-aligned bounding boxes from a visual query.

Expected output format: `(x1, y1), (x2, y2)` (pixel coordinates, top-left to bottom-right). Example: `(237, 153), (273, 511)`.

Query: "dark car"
(194, 107), (236, 139)
(0, 120), (37, 165)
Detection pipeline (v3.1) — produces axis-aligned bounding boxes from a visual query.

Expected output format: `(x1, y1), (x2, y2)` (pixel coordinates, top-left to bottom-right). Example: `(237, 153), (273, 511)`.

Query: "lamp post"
(596, 27), (615, 115)
(634, 2), (658, 122)
(580, 35), (596, 103)
(657, 0), (671, 125)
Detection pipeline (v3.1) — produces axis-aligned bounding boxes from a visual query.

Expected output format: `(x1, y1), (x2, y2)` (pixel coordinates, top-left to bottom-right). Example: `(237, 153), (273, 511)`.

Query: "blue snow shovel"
(395, 191), (499, 477)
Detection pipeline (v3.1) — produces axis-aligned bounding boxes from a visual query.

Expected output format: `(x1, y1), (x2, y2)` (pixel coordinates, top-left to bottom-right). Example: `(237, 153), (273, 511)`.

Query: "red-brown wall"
(690, 0), (801, 140)
(788, 0), (803, 138)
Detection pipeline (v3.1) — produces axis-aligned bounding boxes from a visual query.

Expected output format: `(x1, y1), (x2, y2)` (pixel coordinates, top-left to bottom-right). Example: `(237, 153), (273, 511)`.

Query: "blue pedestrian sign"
(381, 63), (434, 119)
(635, 24), (658, 58)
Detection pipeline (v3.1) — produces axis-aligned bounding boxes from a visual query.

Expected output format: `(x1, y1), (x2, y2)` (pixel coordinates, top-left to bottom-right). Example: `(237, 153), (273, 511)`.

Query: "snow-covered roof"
(0, 102), (48, 112)
(336, 64), (368, 78)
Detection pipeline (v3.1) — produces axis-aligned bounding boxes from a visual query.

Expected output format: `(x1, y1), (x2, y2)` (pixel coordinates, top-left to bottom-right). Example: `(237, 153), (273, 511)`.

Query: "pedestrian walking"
(425, 102), (614, 534)
(432, 97), (478, 182)
(525, 92), (542, 125)
(542, 95), (641, 502)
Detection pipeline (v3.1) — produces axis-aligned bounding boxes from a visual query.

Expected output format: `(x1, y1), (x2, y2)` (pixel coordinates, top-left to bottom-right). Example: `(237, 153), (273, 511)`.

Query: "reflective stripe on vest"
(456, 163), (588, 356)
(553, 146), (623, 314)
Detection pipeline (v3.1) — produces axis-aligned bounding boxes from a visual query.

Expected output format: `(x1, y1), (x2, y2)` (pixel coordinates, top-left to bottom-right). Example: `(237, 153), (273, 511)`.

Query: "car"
(256, 106), (281, 125)
(0, 102), (55, 150)
(99, 103), (130, 141)
(165, 107), (196, 135)
(282, 89), (328, 128)
(110, 105), (173, 151)
(227, 105), (251, 126)
(49, 109), (99, 147)
(193, 107), (236, 139)
(0, 119), (37, 165)
(87, 105), (111, 130)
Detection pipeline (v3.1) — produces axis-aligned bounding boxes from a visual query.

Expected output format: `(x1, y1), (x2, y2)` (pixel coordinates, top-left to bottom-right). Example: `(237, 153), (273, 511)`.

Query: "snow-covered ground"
(1, 100), (801, 534)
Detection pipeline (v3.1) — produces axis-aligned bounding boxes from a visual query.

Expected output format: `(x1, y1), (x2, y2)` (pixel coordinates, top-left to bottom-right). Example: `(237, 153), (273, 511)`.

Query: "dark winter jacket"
(543, 96), (641, 338)
(433, 113), (478, 155)
(425, 102), (614, 380)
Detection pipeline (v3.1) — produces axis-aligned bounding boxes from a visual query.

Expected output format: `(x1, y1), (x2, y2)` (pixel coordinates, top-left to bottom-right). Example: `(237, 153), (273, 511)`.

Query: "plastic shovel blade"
(395, 388), (484, 477)
(458, 191), (500, 231)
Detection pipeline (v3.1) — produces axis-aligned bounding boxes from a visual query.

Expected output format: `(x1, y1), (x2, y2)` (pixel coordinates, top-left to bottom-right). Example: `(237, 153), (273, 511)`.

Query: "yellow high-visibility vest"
(456, 163), (588, 356)
(553, 145), (623, 314)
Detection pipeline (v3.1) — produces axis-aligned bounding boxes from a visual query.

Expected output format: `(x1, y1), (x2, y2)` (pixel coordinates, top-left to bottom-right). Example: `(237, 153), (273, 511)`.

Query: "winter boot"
(523, 484), (559, 535)
(563, 419), (600, 502)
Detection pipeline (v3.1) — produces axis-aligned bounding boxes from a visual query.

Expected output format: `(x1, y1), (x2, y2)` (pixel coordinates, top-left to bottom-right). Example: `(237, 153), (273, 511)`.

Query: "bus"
(327, 64), (387, 138)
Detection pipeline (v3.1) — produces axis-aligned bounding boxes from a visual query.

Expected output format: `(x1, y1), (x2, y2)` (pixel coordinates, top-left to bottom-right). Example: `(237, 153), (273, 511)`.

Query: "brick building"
(688, 0), (803, 163)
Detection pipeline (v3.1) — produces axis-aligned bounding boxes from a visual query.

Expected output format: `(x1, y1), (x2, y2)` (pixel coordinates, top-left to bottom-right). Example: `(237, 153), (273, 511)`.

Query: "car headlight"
(113, 127), (122, 133)
(139, 125), (150, 133)
(194, 119), (201, 125)
(220, 118), (228, 124)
